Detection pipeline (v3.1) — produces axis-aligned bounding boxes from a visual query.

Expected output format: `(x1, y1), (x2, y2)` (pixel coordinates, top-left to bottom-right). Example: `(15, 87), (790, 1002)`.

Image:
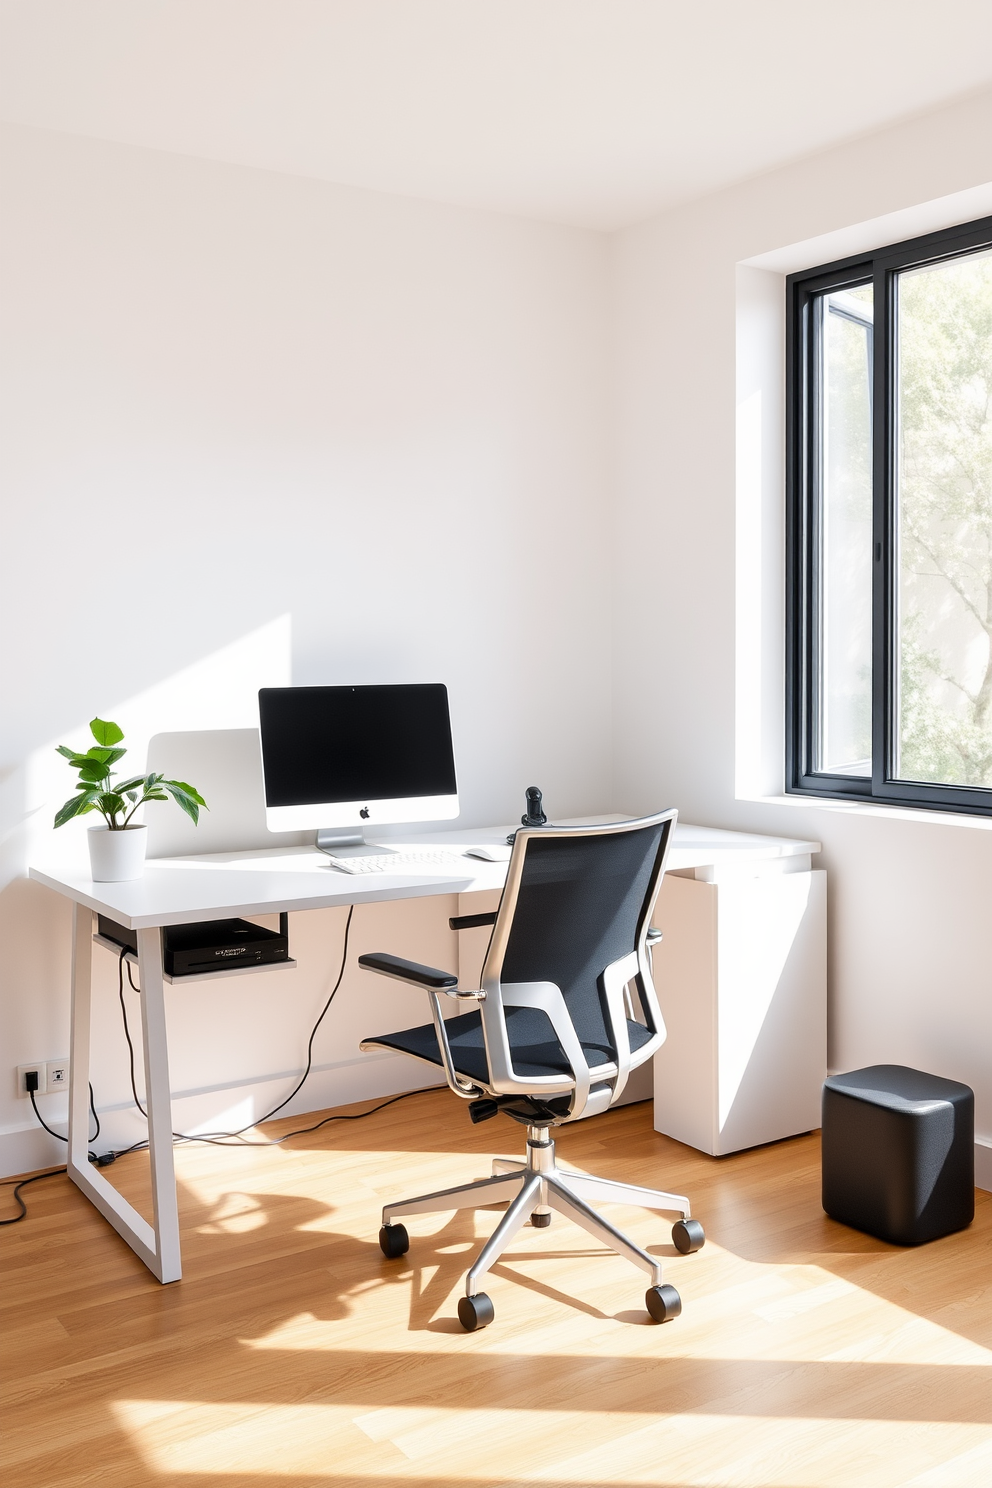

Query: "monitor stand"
(315, 828), (397, 859)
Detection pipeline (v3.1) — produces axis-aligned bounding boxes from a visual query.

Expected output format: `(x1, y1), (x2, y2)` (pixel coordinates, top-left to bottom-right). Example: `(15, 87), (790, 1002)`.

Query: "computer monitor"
(258, 683), (458, 857)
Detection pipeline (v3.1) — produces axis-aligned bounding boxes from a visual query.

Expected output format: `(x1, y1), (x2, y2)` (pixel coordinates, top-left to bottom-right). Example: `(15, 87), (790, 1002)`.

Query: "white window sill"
(739, 791), (992, 832)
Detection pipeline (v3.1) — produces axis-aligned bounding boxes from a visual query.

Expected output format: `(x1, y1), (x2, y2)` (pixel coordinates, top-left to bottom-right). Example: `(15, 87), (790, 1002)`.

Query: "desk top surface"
(28, 819), (820, 930)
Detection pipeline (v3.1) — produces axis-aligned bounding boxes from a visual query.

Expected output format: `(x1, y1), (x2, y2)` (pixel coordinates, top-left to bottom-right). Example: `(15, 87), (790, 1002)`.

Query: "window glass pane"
(817, 285), (873, 776)
(896, 248), (992, 787)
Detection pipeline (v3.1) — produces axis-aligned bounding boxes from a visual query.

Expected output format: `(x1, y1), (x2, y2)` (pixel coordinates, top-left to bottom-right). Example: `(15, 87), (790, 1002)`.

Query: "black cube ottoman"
(822, 1065), (974, 1245)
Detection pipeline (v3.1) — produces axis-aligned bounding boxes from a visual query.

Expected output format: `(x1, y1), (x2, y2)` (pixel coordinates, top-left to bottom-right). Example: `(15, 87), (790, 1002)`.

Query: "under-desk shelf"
(93, 933), (298, 984)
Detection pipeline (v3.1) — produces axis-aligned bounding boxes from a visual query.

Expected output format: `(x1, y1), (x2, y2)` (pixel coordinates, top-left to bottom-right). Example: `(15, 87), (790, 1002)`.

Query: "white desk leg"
(67, 905), (95, 1179)
(136, 925), (181, 1282)
(66, 907), (181, 1283)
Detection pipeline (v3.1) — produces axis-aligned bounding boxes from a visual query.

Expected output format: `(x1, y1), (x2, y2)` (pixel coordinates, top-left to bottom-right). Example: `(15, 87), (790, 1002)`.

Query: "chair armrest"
(358, 952), (458, 989)
(449, 912), (498, 932)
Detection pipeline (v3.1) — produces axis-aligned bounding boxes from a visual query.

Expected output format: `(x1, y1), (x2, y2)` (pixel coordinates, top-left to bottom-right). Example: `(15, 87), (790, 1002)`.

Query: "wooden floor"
(3, 1093), (992, 1488)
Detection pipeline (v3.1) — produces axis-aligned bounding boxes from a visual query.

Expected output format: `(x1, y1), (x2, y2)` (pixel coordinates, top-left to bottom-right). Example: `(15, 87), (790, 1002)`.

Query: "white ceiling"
(4, 1), (992, 231)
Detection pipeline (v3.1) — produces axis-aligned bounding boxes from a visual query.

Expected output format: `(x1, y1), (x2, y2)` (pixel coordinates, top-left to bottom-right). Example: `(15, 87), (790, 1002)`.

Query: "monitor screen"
(258, 683), (458, 832)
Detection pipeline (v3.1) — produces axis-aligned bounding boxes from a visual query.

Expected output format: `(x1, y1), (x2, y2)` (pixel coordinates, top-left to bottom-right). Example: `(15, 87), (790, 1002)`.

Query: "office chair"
(358, 811), (705, 1330)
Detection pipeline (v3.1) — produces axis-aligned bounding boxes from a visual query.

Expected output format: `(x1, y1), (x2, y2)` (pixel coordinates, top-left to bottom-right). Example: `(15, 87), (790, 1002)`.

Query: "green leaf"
(61, 752), (94, 770)
(90, 717), (124, 746)
(143, 791), (169, 802)
(113, 776), (146, 795)
(165, 779), (207, 807)
(86, 746), (127, 766)
(96, 792), (126, 825)
(162, 782), (201, 824)
(55, 744), (83, 761)
(54, 790), (99, 828)
(76, 759), (112, 783)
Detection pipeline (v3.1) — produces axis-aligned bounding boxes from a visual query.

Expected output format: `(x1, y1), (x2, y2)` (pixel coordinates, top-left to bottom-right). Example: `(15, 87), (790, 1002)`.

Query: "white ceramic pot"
(87, 824), (147, 882)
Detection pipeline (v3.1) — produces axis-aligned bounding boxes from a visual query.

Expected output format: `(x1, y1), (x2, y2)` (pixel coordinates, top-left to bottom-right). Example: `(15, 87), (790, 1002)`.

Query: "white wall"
(612, 88), (992, 1151)
(0, 123), (612, 1174)
(11, 84), (992, 1185)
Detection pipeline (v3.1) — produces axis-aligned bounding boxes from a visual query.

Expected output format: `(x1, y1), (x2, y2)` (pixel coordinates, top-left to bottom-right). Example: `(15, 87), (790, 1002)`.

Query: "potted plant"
(55, 717), (206, 882)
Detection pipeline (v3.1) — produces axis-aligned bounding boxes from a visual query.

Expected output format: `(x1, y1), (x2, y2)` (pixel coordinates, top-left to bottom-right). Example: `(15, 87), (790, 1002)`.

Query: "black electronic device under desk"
(97, 915), (290, 978)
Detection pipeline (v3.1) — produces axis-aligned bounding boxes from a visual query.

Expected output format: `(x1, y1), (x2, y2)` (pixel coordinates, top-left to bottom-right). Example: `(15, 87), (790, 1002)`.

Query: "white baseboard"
(0, 1051), (443, 1181)
(975, 1138), (992, 1193)
(8, 1070), (987, 1200)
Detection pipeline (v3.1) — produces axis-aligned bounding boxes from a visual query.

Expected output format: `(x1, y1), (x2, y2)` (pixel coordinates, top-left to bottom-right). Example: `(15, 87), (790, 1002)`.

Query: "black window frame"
(787, 212), (992, 816)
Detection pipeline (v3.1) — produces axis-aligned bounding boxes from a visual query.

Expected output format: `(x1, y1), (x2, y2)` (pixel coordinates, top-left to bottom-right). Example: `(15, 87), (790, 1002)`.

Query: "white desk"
(29, 819), (821, 1282)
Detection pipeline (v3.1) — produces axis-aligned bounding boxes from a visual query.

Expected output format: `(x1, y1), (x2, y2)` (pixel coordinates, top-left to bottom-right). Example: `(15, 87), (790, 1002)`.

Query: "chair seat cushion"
(364, 1005), (655, 1087)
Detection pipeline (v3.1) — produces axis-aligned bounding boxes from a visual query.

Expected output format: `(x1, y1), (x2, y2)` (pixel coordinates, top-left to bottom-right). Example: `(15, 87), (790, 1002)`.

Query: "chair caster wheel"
(531, 1211), (551, 1228)
(645, 1283), (682, 1322)
(458, 1292), (495, 1331)
(378, 1223), (409, 1259)
(672, 1218), (705, 1254)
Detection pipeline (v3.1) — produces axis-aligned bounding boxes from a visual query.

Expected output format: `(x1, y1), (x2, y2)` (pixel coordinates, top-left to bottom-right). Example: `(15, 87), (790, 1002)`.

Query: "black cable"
(28, 1088), (99, 1160)
(101, 1085), (437, 1163)
(119, 948), (148, 1117)
(6, 1085), (99, 1225)
(0, 1168), (67, 1226)
(250, 903), (356, 1129)
(266, 1085), (436, 1141)
(2, 1084), (438, 1226)
(114, 905), (389, 1152)
(118, 910), (355, 1143)
(11, 904), (433, 1223)
(130, 1084), (437, 1152)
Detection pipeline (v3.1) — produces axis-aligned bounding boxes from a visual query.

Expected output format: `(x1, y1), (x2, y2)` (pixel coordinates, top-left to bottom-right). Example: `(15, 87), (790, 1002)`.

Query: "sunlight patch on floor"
(901, 1437), (992, 1486)
(242, 1251), (992, 1367)
(175, 1139), (454, 1219)
(521, 1412), (992, 1488)
(112, 1399), (402, 1477)
(752, 1275), (857, 1320)
(111, 1400), (992, 1485)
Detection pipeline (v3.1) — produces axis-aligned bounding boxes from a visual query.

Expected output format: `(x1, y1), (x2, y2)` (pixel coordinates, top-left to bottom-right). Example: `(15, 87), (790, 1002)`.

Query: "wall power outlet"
(47, 1059), (69, 1091)
(15, 1059), (69, 1098)
(16, 1063), (47, 1097)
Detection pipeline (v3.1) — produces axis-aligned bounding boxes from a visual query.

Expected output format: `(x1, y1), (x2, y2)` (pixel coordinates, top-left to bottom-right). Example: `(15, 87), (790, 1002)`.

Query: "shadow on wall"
(0, 614), (294, 890)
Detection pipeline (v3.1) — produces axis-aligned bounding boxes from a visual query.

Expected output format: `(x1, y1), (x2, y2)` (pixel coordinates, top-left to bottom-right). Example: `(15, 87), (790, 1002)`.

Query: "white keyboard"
(325, 849), (470, 876)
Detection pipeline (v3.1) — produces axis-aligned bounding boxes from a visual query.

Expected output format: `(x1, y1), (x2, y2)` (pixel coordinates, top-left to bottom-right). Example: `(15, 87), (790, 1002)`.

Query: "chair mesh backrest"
(496, 819), (669, 1051)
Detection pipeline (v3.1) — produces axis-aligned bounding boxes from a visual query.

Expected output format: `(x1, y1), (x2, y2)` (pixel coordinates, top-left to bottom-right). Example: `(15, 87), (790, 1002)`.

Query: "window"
(787, 214), (992, 814)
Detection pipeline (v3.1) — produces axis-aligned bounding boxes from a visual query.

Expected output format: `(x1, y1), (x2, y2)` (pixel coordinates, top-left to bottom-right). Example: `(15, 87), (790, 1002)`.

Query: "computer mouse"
(464, 844), (512, 862)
